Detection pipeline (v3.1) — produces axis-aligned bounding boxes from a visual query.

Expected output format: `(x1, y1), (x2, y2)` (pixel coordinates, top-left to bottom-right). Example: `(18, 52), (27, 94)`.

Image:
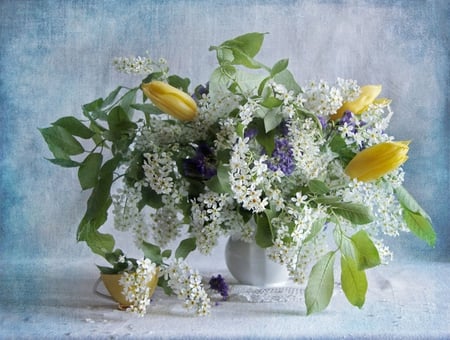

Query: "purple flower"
(317, 115), (328, 130)
(192, 82), (209, 103)
(266, 137), (295, 175)
(244, 127), (258, 139)
(209, 274), (229, 301)
(182, 142), (217, 180)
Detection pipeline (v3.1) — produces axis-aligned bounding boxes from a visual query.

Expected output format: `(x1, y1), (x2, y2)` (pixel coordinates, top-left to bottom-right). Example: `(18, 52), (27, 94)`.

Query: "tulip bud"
(331, 85), (382, 120)
(345, 141), (410, 182)
(141, 81), (198, 121)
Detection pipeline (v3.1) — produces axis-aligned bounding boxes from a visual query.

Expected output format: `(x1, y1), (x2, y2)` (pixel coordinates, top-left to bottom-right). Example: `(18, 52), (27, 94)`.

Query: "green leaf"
(305, 251), (336, 315)
(175, 237), (197, 259)
(256, 124), (276, 155)
(130, 103), (160, 115)
(272, 69), (301, 95)
(107, 106), (137, 135)
(104, 249), (125, 265)
(119, 88), (138, 117)
(304, 218), (326, 243)
(77, 156), (119, 241)
(351, 230), (381, 270)
(45, 158), (80, 168)
(403, 209), (436, 247)
(161, 249), (172, 259)
(158, 276), (174, 295)
(206, 163), (232, 194)
(263, 109), (283, 132)
(329, 134), (356, 165)
(52, 116), (94, 139)
(78, 153), (103, 190)
(308, 179), (330, 195)
(84, 176), (112, 221)
(261, 96), (283, 109)
(394, 186), (432, 221)
(102, 86), (123, 108)
(218, 32), (266, 58)
(82, 98), (106, 120)
(168, 75), (191, 93)
(138, 185), (164, 209)
(328, 202), (373, 225)
(97, 265), (118, 275)
(270, 58), (289, 77)
(39, 126), (84, 158)
(230, 48), (264, 69)
(340, 256), (367, 308)
(83, 222), (115, 257)
(142, 71), (166, 84)
(141, 241), (163, 265)
(255, 213), (274, 248)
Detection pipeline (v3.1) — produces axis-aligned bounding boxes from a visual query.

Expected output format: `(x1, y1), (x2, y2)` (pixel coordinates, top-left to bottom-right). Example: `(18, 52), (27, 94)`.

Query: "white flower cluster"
(191, 190), (244, 254)
(164, 259), (211, 316)
(119, 258), (157, 317)
(297, 79), (359, 117)
(287, 117), (332, 181)
(113, 54), (168, 75)
(229, 137), (270, 213)
(111, 68), (411, 294)
(337, 178), (408, 263)
(143, 150), (177, 195)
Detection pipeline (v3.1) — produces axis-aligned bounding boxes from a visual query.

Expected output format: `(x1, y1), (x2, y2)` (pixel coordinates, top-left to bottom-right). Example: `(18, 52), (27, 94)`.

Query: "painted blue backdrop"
(0, 0), (448, 265)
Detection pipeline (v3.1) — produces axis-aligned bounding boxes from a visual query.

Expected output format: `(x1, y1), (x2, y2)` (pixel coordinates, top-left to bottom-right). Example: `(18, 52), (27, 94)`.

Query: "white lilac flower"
(113, 53), (168, 75)
(164, 259), (211, 316)
(112, 182), (145, 233)
(119, 258), (157, 317)
(296, 80), (344, 117)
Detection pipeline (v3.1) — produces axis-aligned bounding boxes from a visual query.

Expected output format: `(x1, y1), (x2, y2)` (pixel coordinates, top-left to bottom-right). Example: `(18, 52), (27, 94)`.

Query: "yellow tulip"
(331, 85), (382, 120)
(345, 141), (410, 182)
(141, 81), (198, 121)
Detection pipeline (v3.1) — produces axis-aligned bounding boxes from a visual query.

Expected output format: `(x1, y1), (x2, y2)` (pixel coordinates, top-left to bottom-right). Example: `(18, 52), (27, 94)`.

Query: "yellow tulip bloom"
(345, 141), (410, 182)
(331, 85), (382, 120)
(141, 81), (198, 121)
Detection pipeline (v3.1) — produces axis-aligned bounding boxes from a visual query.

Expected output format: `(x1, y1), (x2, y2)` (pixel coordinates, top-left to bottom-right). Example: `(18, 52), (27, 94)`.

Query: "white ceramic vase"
(225, 236), (290, 287)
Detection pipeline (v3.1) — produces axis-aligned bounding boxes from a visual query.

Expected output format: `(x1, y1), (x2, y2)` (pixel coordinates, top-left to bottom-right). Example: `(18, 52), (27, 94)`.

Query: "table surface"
(1, 258), (449, 339)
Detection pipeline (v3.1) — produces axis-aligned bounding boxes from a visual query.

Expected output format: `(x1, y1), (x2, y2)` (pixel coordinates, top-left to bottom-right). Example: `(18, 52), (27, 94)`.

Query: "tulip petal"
(332, 85), (382, 120)
(141, 81), (198, 121)
(345, 141), (409, 182)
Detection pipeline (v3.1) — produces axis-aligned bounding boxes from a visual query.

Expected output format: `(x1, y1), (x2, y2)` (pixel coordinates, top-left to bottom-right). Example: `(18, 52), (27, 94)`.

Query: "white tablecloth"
(1, 259), (449, 339)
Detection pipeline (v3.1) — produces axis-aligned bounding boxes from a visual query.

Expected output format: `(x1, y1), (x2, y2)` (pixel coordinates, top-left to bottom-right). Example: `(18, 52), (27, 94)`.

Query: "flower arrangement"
(40, 32), (435, 316)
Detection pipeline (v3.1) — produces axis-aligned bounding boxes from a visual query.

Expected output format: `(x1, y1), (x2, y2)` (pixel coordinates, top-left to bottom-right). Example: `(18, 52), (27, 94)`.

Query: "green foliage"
(395, 186), (436, 246)
(141, 241), (164, 266)
(305, 251), (336, 315)
(307, 179), (330, 195)
(270, 59), (289, 77)
(80, 222), (115, 258)
(255, 212), (274, 248)
(210, 32), (267, 69)
(329, 133), (356, 165)
(52, 116), (95, 139)
(78, 153), (102, 190)
(340, 256), (367, 308)
(39, 126), (84, 159)
(168, 74), (191, 93)
(350, 230), (381, 270)
(175, 237), (197, 259)
(316, 197), (373, 225)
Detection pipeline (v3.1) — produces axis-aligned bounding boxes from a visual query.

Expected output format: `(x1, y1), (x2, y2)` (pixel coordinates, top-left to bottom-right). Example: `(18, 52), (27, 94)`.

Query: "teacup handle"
(93, 277), (115, 302)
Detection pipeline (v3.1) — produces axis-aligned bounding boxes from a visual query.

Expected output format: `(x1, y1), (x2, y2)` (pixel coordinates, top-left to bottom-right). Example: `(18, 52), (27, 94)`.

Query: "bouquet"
(40, 32), (435, 316)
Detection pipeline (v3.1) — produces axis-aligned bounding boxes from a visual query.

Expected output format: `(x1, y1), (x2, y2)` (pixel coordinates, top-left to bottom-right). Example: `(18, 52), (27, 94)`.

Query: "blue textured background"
(0, 0), (448, 265)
